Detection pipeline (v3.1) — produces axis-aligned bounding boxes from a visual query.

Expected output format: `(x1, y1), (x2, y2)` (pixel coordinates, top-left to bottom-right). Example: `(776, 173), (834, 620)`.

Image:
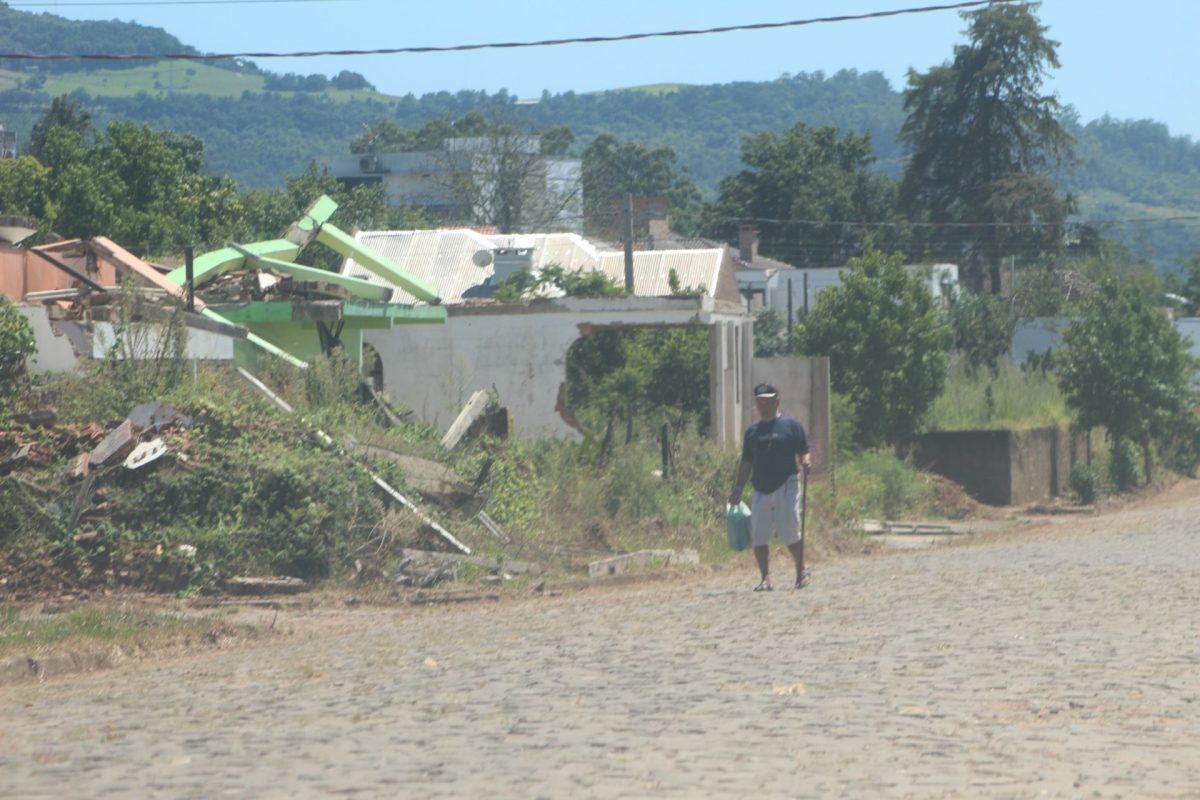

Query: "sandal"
(753, 579), (773, 592)
(794, 569), (812, 590)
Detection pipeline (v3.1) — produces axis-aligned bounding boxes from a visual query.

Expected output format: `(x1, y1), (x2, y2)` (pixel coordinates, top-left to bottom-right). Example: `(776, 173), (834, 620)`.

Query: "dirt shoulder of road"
(3, 475), (1197, 687)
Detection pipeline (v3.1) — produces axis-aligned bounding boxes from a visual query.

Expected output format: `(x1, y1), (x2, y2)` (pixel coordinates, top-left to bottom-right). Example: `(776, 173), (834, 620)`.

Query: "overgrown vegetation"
(925, 361), (1070, 431)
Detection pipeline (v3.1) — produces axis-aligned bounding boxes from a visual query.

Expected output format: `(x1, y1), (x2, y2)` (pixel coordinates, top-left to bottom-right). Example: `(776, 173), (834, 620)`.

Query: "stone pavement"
(2, 484), (1198, 799)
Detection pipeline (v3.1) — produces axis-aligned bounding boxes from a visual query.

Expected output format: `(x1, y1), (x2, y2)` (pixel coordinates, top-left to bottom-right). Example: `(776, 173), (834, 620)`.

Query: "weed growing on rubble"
(1, 345), (968, 597)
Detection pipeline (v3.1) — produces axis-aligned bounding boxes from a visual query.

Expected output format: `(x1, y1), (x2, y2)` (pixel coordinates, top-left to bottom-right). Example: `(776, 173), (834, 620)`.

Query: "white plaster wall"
(19, 305), (81, 373)
(370, 312), (581, 439)
(18, 305), (233, 374)
(366, 298), (750, 444)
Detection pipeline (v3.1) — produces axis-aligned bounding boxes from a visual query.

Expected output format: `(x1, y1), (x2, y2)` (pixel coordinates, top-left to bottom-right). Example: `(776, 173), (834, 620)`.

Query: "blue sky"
(21, 0), (1200, 140)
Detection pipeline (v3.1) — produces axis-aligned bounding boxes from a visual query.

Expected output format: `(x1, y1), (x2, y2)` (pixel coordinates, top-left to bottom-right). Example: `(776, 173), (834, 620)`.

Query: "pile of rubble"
(1, 402), (198, 597)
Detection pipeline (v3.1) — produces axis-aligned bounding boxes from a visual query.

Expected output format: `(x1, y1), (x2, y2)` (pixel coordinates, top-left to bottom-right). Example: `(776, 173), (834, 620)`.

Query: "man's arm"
(729, 461), (752, 505)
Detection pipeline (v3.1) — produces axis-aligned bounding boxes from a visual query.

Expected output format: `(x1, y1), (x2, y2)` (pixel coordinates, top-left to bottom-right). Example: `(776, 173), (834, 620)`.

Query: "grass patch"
(0, 604), (234, 659)
(0, 64), (399, 102)
(925, 361), (1069, 431)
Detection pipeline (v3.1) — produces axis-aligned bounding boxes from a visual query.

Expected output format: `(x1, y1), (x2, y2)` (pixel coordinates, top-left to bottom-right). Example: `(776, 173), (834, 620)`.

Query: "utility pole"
(623, 193), (634, 292)
(184, 245), (195, 312)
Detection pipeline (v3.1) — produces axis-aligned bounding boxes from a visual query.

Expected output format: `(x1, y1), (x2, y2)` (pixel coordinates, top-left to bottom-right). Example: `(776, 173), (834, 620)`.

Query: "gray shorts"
(750, 475), (803, 547)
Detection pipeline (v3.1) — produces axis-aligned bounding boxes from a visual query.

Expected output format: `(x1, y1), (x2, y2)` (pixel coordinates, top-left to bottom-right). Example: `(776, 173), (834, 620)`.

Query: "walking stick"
(800, 465), (810, 582)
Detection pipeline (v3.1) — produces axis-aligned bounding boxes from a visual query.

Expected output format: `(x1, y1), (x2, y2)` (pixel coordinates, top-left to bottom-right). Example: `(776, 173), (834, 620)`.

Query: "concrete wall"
(908, 426), (1081, 506)
(365, 296), (751, 447)
(749, 356), (832, 470)
(18, 305), (233, 373)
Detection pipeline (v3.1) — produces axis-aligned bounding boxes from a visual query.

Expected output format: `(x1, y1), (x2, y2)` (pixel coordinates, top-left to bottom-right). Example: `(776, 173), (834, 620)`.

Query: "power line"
(8, 0), (347, 5)
(0, 0), (1017, 61)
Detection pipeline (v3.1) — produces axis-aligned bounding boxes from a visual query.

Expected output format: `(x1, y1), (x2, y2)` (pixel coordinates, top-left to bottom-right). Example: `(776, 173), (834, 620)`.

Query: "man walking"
(728, 383), (812, 591)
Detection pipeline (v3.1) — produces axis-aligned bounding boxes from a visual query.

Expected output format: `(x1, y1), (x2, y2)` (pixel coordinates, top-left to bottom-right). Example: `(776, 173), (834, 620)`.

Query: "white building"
(322, 137), (582, 233)
(340, 228), (756, 445)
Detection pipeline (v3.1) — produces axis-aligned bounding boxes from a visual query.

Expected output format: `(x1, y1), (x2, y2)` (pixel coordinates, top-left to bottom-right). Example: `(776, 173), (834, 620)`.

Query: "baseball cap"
(753, 383), (778, 398)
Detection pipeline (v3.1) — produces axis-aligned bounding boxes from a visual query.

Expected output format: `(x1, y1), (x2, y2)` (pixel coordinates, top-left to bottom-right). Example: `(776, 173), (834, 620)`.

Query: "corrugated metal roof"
(346, 229), (496, 305)
(344, 229), (726, 305)
(595, 250), (724, 297)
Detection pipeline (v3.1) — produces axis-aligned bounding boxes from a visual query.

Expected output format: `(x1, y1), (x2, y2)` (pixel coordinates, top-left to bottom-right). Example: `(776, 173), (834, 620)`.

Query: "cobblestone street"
(3, 483), (1199, 799)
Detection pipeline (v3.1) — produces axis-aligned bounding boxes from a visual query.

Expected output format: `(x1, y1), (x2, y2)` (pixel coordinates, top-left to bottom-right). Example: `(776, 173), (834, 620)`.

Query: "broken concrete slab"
(126, 402), (185, 434)
(588, 549), (700, 579)
(89, 421), (135, 466)
(0, 444), (32, 476)
(353, 448), (482, 515)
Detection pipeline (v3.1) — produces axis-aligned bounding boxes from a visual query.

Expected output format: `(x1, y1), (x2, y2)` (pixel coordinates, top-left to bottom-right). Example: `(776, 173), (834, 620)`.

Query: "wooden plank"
(90, 237), (201, 308)
(440, 390), (490, 450)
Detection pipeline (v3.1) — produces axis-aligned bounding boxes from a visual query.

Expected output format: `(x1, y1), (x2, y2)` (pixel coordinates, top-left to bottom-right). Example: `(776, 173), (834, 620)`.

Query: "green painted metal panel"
(209, 303), (304, 323)
(315, 224), (442, 304)
(165, 240), (300, 288)
(299, 195), (339, 232)
(200, 308), (307, 368)
(229, 245), (394, 301)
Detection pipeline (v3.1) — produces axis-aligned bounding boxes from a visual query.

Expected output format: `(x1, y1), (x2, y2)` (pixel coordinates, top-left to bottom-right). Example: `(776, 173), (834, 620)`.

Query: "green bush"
(1106, 438), (1143, 492)
(853, 452), (924, 519)
(0, 295), (36, 408)
(1068, 463), (1099, 504)
(1158, 412), (1200, 477)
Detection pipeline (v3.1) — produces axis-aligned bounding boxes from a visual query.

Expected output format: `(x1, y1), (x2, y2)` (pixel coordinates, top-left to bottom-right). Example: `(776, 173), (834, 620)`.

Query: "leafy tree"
(25, 95), (92, 162)
(330, 70), (374, 91)
(752, 308), (791, 357)
(494, 265), (626, 301)
(351, 113), (491, 155)
(1058, 278), (1197, 484)
(0, 295), (36, 408)
(240, 162), (426, 270)
(796, 249), (951, 449)
(580, 133), (703, 236)
(1167, 252), (1200, 316)
(947, 290), (1018, 375)
(0, 155), (52, 223)
(707, 121), (901, 266)
(899, 2), (1074, 293)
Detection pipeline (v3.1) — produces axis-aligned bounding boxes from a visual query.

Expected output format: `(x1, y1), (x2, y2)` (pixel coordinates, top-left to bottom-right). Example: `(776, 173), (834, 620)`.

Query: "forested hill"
(1, 6), (1199, 265)
(0, 5), (205, 71)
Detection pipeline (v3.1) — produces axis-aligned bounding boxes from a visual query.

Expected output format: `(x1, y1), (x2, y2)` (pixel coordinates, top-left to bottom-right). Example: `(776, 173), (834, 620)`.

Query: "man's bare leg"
(753, 545), (771, 589)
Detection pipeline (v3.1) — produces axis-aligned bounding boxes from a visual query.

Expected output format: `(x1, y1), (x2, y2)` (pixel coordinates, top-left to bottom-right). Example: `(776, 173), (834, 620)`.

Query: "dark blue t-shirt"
(741, 415), (810, 494)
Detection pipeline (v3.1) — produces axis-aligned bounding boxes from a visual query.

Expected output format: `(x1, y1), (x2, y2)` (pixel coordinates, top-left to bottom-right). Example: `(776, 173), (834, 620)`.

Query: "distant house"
(629, 213), (959, 322)
(728, 225), (959, 321)
(340, 227), (754, 446)
(322, 136), (583, 233)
